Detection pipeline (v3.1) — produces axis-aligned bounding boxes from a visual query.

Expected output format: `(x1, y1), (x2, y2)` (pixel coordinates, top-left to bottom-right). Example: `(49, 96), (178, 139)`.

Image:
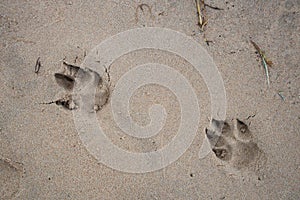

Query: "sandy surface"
(0, 0), (299, 199)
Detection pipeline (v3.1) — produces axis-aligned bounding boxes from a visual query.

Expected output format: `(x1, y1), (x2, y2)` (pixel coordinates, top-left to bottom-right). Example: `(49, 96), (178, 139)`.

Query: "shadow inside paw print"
(51, 61), (110, 112)
(206, 119), (266, 173)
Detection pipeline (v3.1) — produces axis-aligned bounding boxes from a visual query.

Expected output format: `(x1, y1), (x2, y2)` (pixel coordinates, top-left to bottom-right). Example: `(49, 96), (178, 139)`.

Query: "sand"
(0, 0), (299, 199)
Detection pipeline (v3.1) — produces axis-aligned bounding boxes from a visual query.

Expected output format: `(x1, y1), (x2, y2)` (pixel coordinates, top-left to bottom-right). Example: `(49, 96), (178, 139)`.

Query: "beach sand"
(0, 0), (299, 199)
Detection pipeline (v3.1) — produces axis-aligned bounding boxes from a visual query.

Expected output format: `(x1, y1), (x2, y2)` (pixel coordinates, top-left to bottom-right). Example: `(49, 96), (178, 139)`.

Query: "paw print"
(52, 61), (110, 111)
(205, 119), (266, 173)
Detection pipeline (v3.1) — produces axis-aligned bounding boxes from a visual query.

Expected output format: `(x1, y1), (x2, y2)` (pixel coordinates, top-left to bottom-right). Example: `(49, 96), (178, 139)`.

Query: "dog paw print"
(205, 119), (267, 176)
(46, 61), (110, 112)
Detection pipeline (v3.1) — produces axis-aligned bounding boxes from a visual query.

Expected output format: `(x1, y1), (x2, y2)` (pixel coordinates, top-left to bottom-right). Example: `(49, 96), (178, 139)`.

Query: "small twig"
(196, 0), (206, 31)
(158, 11), (165, 16)
(278, 91), (285, 101)
(196, 0), (209, 45)
(196, 0), (222, 31)
(196, 0), (203, 27)
(201, 0), (223, 10)
(62, 61), (80, 70)
(12, 37), (36, 44)
(250, 40), (273, 67)
(204, 36), (213, 46)
(135, 4), (153, 24)
(262, 57), (270, 86)
(250, 40), (273, 86)
(39, 100), (59, 105)
(195, 0), (222, 46)
(246, 114), (256, 120)
(39, 97), (76, 110)
(34, 57), (41, 74)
